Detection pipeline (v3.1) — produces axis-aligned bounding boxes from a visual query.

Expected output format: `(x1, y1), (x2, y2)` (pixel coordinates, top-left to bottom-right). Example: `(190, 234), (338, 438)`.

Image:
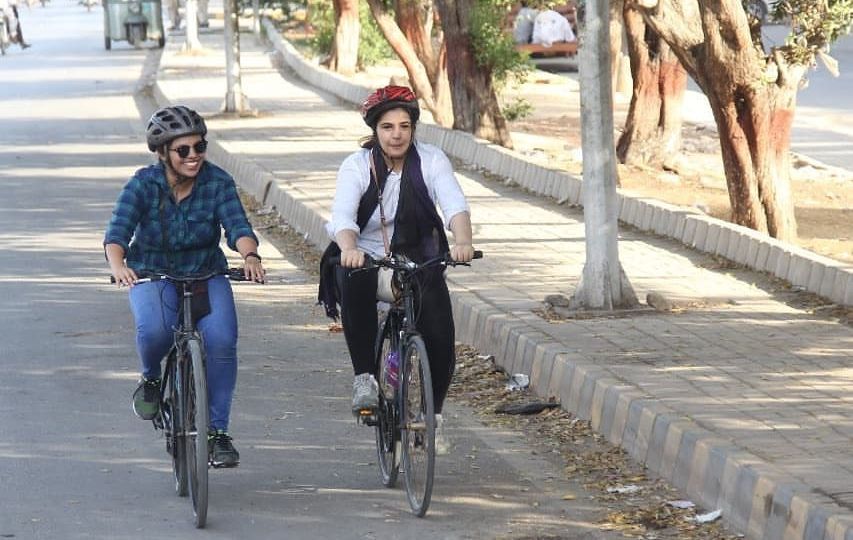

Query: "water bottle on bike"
(384, 349), (399, 391)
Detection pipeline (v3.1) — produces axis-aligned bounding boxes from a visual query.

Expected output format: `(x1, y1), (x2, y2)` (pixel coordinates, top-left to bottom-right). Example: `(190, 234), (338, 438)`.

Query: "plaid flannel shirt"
(104, 161), (257, 276)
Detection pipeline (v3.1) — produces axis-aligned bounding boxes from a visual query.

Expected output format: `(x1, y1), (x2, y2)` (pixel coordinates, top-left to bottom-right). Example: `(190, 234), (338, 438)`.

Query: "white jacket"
(327, 141), (470, 258)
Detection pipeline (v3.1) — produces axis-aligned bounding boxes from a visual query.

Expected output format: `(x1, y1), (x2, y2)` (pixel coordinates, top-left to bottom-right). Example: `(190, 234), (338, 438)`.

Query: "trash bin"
(103, 0), (164, 50)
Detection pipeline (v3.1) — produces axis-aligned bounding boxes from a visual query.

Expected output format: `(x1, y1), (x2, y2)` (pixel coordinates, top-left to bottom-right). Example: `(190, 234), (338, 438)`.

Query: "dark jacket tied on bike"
(317, 145), (448, 320)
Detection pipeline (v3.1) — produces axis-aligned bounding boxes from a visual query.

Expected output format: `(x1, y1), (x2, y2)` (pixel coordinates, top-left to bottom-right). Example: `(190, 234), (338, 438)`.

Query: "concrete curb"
(151, 26), (853, 539)
(264, 19), (852, 309)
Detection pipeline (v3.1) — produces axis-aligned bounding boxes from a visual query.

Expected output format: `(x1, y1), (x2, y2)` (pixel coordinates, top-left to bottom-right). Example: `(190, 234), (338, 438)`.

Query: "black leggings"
(335, 266), (456, 414)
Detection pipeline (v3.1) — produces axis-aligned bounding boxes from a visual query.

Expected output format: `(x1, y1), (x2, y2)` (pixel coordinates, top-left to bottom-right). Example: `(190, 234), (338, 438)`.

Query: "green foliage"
(469, 0), (532, 87)
(772, 0), (853, 64)
(303, 0), (394, 67)
(356, 0), (394, 67)
(307, 0), (334, 54)
(502, 96), (533, 121)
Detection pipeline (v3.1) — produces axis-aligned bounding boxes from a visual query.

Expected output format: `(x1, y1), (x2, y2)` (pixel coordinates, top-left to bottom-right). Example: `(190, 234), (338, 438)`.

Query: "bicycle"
(339, 250), (481, 517)
(115, 268), (248, 528)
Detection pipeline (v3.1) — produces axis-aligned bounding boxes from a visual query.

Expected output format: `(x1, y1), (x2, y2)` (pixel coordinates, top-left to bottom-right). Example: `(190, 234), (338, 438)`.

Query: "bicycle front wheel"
(165, 356), (188, 497)
(375, 313), (400, 488)
(185, 339), (209, 528)
(400, 335), (435, 517)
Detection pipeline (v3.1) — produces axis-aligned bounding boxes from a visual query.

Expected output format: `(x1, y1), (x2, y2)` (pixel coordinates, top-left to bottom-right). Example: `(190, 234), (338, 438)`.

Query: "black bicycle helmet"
(361, 85), (420, 129)
(146, 105), (207, 152)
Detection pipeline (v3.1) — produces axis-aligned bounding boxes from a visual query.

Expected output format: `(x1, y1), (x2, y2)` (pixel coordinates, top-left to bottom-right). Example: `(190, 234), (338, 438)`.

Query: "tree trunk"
(657, 47), (687, 168)
(397, 0), (435, 78)
(616, 5), (686, 168)
(367, 0), (454, 127)
(609, 0), (624, 90)
(434, 0), (513, 147)
(183, 0), (203, 51)
(329, 0), (359, 76)
(571, 0), (638, 310)
(433, 42), (453, 126)
(703, 74), (798, 239)
(395, 0), (454, 125)
(252, 0), (261, 40)
(223, 0), (249, 113)
(635, 0), (798, 241)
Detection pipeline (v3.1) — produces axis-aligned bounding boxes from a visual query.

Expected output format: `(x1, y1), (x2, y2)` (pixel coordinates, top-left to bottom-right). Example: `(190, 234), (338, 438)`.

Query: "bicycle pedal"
(355, 408), (377, 426)
(209, 460), (239, 469)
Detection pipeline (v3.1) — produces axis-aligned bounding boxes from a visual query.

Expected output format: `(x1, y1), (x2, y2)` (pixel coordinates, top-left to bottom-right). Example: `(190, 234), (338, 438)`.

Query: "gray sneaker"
(352, 373), (379, 414)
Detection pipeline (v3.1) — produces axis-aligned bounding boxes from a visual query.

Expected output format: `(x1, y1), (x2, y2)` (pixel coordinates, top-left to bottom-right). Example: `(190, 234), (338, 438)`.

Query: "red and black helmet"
(360, 85), (420, 128)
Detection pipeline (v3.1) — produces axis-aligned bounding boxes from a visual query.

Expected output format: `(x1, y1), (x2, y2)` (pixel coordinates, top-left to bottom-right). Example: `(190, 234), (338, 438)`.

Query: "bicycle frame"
(345, 251), (480, 516)
(163, 280), (203, 399)
(148, 276), (208, 433)
(148, 274), (211, 527)
(126, 268), (246, 528)
(159, 278), (203, 443)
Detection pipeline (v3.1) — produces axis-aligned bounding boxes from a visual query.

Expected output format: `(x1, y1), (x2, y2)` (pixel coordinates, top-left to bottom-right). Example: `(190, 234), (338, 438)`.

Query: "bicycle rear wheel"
(400, 335), (435, 517)
(185, 339), (209, 528)
(164, 356), (188, 497)
(375, 314), (400, 487)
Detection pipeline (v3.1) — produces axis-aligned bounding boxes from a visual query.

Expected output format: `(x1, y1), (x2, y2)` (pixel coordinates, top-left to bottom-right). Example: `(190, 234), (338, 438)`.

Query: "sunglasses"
(169, 140), (208, 159)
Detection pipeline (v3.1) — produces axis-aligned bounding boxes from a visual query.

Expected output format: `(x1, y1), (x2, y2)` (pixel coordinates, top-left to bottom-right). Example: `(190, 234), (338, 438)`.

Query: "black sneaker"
(208, 430), (240, 468)
(132, 377), (160, 420)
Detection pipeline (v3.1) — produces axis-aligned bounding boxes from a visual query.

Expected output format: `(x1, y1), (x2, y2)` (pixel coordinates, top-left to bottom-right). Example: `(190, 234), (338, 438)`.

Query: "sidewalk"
(150, 26), (853, 539)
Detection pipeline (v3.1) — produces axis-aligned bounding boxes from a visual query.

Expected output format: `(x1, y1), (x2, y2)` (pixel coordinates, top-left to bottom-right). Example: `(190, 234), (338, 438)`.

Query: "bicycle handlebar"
(110, 268), (252, 285)
(329, 250), (483, 271)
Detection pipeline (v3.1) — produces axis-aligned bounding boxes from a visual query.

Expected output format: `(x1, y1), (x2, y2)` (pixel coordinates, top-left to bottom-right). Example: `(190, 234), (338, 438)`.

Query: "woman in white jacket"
(319, 86), (475, 454)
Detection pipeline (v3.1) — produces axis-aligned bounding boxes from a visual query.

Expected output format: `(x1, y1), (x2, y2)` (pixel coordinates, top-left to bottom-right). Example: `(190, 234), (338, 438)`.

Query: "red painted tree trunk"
(636, 0), (799, 241)
(704, 81), (798, 239)
(329, 0), (359, 76)
(616, 5), (686, 169)
(434, 0), (512, 147)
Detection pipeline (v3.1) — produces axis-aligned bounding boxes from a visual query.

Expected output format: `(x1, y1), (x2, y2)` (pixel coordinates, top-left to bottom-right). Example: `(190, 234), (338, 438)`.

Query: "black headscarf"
(389, 145), (448, 262)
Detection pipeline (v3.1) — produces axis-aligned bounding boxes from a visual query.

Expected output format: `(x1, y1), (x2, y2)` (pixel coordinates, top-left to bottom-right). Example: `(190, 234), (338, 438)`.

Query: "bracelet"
(244, 251), (262, 262)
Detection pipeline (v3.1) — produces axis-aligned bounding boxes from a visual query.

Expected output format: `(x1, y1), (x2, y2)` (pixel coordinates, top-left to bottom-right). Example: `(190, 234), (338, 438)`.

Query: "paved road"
(0, 5), (622, 539)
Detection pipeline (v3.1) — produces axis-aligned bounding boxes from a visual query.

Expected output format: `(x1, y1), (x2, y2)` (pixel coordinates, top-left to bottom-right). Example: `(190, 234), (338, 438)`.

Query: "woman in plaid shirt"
(104, 105), (264, 468)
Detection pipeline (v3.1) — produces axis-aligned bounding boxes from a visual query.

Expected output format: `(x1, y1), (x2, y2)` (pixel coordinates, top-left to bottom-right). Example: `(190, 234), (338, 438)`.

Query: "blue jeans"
(129, 275), (238, 431)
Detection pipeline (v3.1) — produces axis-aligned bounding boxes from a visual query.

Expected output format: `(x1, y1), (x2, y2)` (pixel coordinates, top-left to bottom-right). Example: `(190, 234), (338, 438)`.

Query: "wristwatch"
(244, 251), (262, 262)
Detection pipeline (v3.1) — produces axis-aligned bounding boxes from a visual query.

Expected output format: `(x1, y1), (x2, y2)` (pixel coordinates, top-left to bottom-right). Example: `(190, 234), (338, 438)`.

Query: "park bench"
(507, 2), (579, 58)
